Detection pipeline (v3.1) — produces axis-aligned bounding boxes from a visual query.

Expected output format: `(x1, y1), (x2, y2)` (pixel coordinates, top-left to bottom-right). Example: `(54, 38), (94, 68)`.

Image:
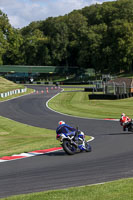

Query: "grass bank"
(48, 91), (133, 119)
(0, 77), (34, 101)
(0, 116), (60, 157)
(0, 77), (24, 92)
(1, 178), (133, 200)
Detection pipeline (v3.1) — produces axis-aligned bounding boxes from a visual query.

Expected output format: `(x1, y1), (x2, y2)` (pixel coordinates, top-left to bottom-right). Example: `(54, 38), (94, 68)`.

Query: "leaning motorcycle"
(123, 120), (133, 132)
(56, 131), (91, 155)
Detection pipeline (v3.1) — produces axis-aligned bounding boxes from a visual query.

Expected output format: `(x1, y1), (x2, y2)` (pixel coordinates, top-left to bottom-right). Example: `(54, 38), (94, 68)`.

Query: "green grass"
(48, 91), (133, 119)
(0, 116), (60, 157)
(118, 73), (133, 78)
(0, 77), (24, 92)
(1, 178), (133, 200)
(62, 88), (84, 91)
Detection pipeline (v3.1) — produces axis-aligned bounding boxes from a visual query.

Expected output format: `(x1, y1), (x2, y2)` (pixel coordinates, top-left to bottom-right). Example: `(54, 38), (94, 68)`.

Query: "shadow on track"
(44, 151), (91, 157)
(46, 151), (67, 156)
(108, 132), (133, 136)
(33, 151), (67, 157)
(94, 132), (133, 136)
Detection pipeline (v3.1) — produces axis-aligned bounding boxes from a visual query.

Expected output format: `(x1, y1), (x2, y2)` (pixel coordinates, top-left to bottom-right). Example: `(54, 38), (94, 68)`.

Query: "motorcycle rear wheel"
(62, 140), (77, 155)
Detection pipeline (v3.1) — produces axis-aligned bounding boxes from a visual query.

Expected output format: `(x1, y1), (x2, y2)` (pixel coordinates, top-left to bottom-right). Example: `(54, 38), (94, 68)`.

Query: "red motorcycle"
(120, 119), (133, 132)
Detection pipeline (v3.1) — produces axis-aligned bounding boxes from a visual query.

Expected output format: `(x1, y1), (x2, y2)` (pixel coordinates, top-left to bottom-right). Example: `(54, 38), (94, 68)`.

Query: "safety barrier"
(89, 93), (133, 100)
(0, 88), (27, 98)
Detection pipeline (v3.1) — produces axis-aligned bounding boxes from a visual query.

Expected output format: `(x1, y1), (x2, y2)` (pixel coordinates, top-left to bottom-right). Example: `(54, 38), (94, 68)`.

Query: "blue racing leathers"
(56, 124), (86, 150)
(56, 124), (76, 139)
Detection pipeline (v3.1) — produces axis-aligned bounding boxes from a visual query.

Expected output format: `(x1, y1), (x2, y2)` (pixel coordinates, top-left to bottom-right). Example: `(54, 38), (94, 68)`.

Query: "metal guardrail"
(0, 88), (27, 98)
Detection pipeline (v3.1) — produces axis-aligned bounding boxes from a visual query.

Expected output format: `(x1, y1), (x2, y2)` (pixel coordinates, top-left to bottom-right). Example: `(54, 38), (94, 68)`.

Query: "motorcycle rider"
(120, 113), (132, 131)
(56, 121), (86, 150)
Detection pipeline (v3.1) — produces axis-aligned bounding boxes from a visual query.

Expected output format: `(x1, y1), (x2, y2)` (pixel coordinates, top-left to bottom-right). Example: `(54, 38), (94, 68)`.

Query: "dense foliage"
(0, 0), (133, 74)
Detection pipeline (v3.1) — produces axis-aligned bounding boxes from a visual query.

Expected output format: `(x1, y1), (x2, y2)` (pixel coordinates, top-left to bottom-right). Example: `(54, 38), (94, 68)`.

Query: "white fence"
(0, 88), (27, 98)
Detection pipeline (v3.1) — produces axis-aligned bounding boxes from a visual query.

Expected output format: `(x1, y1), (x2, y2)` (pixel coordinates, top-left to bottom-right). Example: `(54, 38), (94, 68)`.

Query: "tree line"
(0, 0), (133, 74)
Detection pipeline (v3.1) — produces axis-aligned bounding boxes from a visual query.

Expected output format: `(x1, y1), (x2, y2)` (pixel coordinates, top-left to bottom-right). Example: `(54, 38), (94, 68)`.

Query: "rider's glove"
(56, 134), (60, 140)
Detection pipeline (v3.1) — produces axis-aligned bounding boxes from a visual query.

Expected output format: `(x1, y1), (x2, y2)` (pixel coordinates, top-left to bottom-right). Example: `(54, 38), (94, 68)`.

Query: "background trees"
(0, 0), (133, 74)
(0, 11), (10, 65)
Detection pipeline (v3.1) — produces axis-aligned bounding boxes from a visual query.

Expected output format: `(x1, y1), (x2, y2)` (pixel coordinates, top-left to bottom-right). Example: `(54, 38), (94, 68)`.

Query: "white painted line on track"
(12, 153), (36, 157)
(87, 136), (95, 142)
(0, 160), (6, 162)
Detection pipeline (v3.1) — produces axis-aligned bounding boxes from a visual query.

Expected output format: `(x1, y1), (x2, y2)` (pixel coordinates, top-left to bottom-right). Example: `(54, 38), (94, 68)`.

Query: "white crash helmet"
(121, 113), (125, 117)
(58, 121), (65, 126)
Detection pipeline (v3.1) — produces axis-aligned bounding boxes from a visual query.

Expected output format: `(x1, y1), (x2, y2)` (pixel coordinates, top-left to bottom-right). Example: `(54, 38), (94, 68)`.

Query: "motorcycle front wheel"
(85, 141), (92, 152)
(62, 140), (77, 155)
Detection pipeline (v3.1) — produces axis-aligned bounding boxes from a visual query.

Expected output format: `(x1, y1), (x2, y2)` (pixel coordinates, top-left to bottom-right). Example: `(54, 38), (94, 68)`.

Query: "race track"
(0, 85), (133, 198)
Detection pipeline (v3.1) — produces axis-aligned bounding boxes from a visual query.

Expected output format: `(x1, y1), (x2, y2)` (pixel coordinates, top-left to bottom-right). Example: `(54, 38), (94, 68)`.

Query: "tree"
(66, 11), (89, 66)
(1, 0), (133, 75)
(40, 17), (69, 66)
(0, 10), (10, 64)
(107, 19), (133, 73)
(22, 29), (50, 65)
(3, 28), (24, 65)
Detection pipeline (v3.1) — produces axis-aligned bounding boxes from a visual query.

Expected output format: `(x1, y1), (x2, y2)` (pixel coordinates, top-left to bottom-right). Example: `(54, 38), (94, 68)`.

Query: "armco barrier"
(89, 94), (119, 100)
(84, 87), (103, 92)
(0, 88), (27, 98)
(89, 93), (133, 100)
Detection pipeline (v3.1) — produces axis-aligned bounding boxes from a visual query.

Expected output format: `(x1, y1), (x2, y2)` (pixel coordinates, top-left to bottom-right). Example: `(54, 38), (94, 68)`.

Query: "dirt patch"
(0, 132), (9, 135)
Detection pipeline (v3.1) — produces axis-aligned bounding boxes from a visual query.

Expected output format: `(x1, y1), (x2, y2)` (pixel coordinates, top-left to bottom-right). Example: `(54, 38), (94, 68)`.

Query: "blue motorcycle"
(56, 130), (91, 155)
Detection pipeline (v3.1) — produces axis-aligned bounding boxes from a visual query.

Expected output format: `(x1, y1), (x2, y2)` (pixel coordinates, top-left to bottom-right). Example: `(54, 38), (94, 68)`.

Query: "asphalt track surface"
(0, 85), (133, 198)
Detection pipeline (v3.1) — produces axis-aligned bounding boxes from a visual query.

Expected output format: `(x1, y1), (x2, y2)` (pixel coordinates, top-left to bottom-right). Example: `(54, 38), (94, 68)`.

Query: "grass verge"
(0, 116), (59, 157)
(48, 91), (133, 119)
(0, 77), (24, 93)
(0, 77), (34, 101)
(1, 178), (133, 200)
